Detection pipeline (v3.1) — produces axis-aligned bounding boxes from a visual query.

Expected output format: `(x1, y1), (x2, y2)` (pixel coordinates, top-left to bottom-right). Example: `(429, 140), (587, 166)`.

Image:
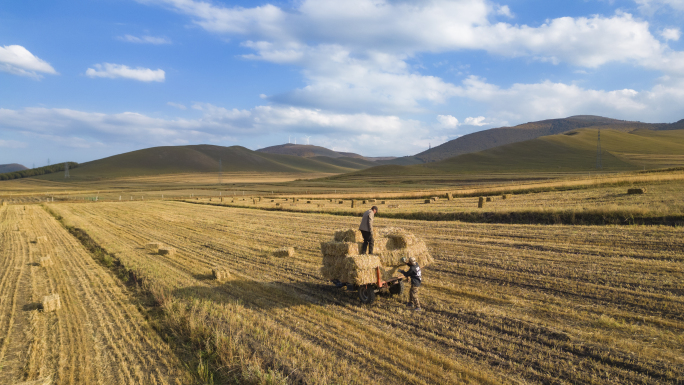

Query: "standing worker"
(401, 256), (422, 311)
(359, 205), (378, 254)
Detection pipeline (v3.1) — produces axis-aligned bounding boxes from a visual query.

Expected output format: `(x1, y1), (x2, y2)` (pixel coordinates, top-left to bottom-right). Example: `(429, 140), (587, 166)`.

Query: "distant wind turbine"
(305, 135), (311, 145)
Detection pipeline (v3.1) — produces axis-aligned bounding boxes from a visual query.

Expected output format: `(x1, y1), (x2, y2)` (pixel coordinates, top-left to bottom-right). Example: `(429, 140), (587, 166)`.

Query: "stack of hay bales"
(274, 247), (295, 257)
(320, 227), (433, 285)
(212, 266), (230, 281)
(42, 294), (61, 312)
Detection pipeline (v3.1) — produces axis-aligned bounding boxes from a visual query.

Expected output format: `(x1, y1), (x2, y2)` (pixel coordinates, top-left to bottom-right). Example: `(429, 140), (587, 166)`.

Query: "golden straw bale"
(478, 197), (484, 208)
(36, 236), (47, 243)
(369, 199), (376, 203)
(39, 256), (53, 267)
(502, 194), (509, 199)
(42, 294), (61, 312)
(145, 242), (161, 253)
(486, 197), (492, 202)
(276, 203), (281, 206)
(431, 197), (439, 201)
(380, 201), (386, 204)
(159, 247), (176, 256)
(446, 192), (453, 200)
(424, 199), (431, 204)
(627, 188), (645, 194)
(274, 247), (295, 258)
(212, 267), (231, 281)
(334, 229), (363, 242)
(321, 241), (359, 257)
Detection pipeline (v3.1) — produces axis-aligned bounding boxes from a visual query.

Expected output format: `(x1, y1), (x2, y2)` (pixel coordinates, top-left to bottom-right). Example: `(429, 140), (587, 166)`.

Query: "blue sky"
(1, 0), (684, 165)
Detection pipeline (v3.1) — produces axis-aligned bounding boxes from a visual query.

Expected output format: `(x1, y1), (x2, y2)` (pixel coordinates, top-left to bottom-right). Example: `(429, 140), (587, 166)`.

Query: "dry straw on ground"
(274, 247), (295, 257)
(42, 294), (61, 312)
(39, 256), (53, 267)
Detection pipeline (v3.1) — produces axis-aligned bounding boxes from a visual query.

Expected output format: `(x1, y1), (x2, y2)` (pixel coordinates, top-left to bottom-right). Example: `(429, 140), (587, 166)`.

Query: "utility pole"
(219, 158), (222, 185)
(596, 128), (602, 170)
(64, 162), (70, 178)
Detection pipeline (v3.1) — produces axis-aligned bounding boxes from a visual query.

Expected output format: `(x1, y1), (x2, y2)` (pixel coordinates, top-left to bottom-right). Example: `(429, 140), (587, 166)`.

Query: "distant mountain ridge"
(413, 115), (676, 163)
(257, 143), (396, 162)
(35, 145), (375, 181)
(0, 163), (28, 173)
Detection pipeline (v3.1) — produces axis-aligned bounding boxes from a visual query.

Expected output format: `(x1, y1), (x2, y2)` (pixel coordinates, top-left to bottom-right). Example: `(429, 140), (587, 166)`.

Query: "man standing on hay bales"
(401, 256), (423, 311)
(359, 205), (378, 254)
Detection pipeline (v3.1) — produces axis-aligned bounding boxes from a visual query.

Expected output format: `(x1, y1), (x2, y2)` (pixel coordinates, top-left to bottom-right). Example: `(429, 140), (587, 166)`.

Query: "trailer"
(333, 266), (406, 304)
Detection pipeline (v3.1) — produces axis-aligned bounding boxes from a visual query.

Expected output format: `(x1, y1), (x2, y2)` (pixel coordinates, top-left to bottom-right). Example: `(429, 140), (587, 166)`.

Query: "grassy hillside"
(413, 115), (670, 163)
(36, 145), (371, 181)
(257, 143), (365, 158)
(334, 128), (684, 179)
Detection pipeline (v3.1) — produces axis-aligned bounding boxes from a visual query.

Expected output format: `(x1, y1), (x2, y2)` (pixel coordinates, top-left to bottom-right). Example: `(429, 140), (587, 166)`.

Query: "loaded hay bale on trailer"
(320, 227), (432, 286)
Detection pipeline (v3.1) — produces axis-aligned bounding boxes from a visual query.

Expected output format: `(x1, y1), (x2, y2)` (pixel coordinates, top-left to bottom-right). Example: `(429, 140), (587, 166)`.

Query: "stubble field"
(40, 200), (684, 384)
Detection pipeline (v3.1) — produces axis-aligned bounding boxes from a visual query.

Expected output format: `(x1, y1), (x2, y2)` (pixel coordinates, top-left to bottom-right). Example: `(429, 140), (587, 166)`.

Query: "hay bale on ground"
(387, 204), (399, 208)
(276, 203), (281, 207)
(369, 199), (376, 203)
(212, 267), (230, 281)
(446, 192), (453, 201)
(431, 197), (439, 201)
(338, 200), (344, 204)
(502, 194), (509, 200)
(42, 294), (61, 312)
(36, 236), (47, 243)
(486, 197), (492, 202)
(380, 201), (386, 204)
(145, 242), (161, 253)
(159, 247), (176, 256)
(274, 247), (295, 258)
(351, 200), (355, 208)
(424, 199), (431, 204)
(307, 201), (311, 204)
(39, 256), (53, 267)
(478, 197), (484, 208)
(628, 188), (645, 194)
(334, 229), (363, 242)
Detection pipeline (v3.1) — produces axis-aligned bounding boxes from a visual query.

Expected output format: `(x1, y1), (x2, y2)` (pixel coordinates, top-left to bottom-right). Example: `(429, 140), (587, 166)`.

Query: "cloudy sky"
(2, 0), (684, 165)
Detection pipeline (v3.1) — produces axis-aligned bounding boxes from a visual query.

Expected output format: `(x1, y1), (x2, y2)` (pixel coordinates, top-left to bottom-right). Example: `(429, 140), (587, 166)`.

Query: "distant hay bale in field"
(39, 256), (53, 267)
(36, 236), (47, 243)
(42, 294), (61, 312)
(446, 192), (453, 200)
(478, 197), (484, 208)
(209, 198), (212, 201)
(253, 199), (257, 204)
(274, 247), (295, 258)
(387, 204), (399, 208)
(212, 266), (230, 281)
(431, 197), (439, 201)
(145, 242), (161, 253)
(424, 199), (431, 204)
(307, 201), (312, 204)
(502, 194), (509, 200)
(628, 188), (645, 194)
(380, 200), (386, 204)
(271, 199), (275, 202)
(363, 200), (367, 204)
(369, 199), (376, 203)
(486, 197), (492, 202)
(221, 197), (223, 202)
(339, 200), (344, 204)
(351, 200), (355, 208)
(276, 203), (281, 206)
(317, 204), (324, 207)
(159, 247), (176, 256)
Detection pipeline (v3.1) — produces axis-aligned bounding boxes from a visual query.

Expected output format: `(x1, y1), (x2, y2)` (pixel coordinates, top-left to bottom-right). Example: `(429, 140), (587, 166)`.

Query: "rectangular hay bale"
(321, 241), (359, 257)
(274, 247), (295, 257)
(334, 229), (363, 242)
(39, 256), (53, 267)
(159, 247), (176, 256)
(212, 267), (230, 281)
(628, 188), (645, 194)
(42, 294), (61, 312)
(145, 242), (161, 253)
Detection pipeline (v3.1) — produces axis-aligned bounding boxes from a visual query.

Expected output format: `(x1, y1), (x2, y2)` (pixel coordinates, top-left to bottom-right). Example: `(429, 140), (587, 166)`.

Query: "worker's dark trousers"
(409, 286), (421, 308)
(360, 230), (374, 254)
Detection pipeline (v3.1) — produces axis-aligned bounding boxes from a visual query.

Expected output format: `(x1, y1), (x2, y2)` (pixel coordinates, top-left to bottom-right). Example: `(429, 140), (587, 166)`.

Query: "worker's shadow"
(172, 279), (356, 310)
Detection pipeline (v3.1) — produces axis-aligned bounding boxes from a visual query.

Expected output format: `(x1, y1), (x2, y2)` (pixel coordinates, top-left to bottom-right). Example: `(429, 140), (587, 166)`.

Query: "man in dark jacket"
(358, 206), (378, 254)
(401, 256), (422, 311)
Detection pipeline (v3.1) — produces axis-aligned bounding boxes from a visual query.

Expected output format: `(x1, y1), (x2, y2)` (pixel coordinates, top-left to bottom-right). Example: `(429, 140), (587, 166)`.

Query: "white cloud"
(635, 0), (684, 12)
(118, 34), (172, 44)
(495, 5), (514, 18)
(85, 63), (165, 82)
(437, 115), (459, 128)
(0, 139), (27, 148)
(661, 28), (681, 41)
(167, 102), (187, 110)
(463, 116), (487, 126)
(0, 45), (57, 79)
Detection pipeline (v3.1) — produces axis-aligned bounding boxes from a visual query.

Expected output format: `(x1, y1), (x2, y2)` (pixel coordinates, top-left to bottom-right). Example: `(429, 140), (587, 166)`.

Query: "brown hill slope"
(414, 115), (666, 163)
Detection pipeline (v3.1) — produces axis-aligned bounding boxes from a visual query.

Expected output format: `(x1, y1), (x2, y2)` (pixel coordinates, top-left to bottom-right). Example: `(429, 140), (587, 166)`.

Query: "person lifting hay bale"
(320, 226), (433, 304)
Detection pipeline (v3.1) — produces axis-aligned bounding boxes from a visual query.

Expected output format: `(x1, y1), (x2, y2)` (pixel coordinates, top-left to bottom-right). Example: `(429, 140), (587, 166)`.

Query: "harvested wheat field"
(0, 204), (187, 384)
(48, 200), (684, 384)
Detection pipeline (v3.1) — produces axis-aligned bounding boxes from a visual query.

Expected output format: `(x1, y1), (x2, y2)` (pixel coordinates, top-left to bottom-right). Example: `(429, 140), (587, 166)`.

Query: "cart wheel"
(389, 280), (404, 296)
(358, 285), (376, 304)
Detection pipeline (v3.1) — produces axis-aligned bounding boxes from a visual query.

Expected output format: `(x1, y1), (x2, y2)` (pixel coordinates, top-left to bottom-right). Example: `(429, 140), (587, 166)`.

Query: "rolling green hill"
(0, 163), (28, 173)
(336, 128), (684, 178)
(36, 145), (373, 181)
(410, 115), (674, 163)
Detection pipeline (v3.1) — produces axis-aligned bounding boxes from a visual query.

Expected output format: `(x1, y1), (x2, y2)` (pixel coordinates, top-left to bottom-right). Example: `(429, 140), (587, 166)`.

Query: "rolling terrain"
(35, 145), (374, 181)
(412, 115), (683, 163)
(0, 164), (28, 173)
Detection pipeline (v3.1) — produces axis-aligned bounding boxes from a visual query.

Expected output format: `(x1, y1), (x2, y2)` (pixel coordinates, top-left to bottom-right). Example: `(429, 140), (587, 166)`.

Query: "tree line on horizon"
(0, 162), (78, 180)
